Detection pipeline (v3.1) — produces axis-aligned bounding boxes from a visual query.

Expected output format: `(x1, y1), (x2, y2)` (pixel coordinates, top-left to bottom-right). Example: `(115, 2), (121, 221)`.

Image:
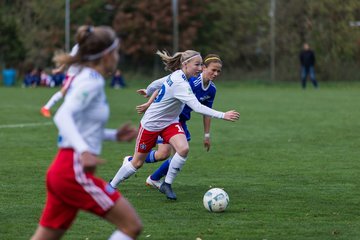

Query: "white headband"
(83, 38), (119, 61)
(181, 54), (201, 64)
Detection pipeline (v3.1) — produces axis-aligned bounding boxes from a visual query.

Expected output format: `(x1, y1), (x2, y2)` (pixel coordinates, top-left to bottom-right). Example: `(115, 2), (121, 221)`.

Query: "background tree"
(1, 0), (360, 81)
(274, 0), (360, 81)
(0, 1), (26, 68)
(194, 0), (269, 69)
(112, 0), (207, 70)
(0, 19), (25, 68)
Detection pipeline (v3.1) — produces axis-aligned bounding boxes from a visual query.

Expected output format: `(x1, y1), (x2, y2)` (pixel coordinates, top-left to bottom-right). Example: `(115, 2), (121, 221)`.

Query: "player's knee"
(177, 145), (189, 158)
(121, 218), (142, 238)
(156, 149), (171, 161)
(134, 220), (143, 237)
(130, 221), (143, 238)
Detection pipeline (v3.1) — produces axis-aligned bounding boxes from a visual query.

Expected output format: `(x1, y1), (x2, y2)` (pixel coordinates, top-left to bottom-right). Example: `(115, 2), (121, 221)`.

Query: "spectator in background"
(39, 68), (52, 87)
(33, 68), (41, 86)
(51, 69), (65, 87)
(299, 43), (318, 89)
(111, 69), (126, 89)
(2, 66), (16, 86)
(23, 68), (38, 87)
(23, 70), (33, 87)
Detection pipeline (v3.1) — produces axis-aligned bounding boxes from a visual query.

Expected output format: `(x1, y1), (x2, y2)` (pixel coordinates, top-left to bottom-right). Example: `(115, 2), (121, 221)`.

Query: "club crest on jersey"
(187, 87), (193, 95)
(140, 143), (147, 150)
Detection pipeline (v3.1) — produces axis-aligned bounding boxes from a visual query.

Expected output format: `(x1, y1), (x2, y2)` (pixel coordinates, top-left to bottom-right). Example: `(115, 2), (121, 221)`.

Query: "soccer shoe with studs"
(40, 107), (51, 118)
(145, 176), (164, 189)
(159, 182), (177, 200)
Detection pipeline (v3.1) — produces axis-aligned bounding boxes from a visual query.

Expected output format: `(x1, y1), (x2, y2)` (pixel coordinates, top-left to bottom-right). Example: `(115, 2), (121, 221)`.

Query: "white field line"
(0, 122), (53, 129)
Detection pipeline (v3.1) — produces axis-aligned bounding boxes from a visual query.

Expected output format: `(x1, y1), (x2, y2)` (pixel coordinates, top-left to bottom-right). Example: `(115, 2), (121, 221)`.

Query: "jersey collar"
(201, 73), (211, 91)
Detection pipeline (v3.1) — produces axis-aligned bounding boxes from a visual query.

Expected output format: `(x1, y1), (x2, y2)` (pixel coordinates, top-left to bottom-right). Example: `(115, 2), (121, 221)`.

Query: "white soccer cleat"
(145, 176), (164, 189)
(122, 156), (133, 166)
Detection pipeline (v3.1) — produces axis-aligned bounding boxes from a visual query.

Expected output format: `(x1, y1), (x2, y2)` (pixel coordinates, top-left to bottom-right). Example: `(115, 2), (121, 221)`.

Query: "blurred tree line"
(1, 0), (359, 81)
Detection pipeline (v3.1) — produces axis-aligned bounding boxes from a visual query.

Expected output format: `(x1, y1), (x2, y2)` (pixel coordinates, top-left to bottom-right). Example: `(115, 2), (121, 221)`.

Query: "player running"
(31, 25), (141, 240)
(109, 50), (239, 200)
(129, 54), (223, 190)
(40, 45), (79, 118)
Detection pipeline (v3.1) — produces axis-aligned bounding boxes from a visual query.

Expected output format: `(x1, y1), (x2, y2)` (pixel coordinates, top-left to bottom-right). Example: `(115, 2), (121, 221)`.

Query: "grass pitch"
(0, 82), (359, 239)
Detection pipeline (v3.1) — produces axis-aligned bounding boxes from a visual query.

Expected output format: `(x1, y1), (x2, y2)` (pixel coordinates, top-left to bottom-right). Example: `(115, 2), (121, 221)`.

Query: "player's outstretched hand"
(80, 151), (106, 172)
(136, 89), (148, 98)
(223, 110), (240, 122)
(136, 102), (150, 114)
(116, 123), (138, 142)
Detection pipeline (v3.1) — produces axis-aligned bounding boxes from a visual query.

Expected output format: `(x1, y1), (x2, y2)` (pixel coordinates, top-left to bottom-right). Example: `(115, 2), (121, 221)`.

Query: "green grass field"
(1, 82), (360, 239)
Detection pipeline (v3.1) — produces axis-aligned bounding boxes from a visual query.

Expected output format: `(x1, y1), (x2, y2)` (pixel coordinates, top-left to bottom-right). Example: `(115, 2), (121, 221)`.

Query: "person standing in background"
(111, 69), (126, 89)
(299, 43), (318, 89)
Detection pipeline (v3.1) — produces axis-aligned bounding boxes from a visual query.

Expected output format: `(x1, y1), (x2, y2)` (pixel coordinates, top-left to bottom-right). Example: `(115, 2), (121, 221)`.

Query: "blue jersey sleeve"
(179, 76), (217, 122)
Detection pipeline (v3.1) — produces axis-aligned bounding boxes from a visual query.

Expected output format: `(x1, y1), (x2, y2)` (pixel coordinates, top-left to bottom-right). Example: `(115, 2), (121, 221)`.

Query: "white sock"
(110, 161), (137, 188)
(108, 230), (133, 240)
(165, 152), (187, 184)
(44, 91), (63, 109)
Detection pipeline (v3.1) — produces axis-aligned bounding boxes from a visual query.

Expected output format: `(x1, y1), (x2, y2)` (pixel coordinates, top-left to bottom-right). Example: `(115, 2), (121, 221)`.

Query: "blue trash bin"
(2, 68), (16, 86)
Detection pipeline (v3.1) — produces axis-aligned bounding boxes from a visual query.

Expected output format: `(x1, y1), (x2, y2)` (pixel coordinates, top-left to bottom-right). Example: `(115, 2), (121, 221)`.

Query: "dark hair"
(203, 54), (222, 67)
(53, 25), (117, 66)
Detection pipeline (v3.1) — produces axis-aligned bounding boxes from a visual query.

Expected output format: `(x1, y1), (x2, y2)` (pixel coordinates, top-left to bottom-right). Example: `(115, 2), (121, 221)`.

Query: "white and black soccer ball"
(203, 188), (229, 212)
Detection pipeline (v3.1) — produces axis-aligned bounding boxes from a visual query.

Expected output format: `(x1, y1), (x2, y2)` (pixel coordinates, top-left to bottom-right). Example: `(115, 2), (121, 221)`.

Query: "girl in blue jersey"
(109, 51), (238, 200)
(135, 54), (223, 189)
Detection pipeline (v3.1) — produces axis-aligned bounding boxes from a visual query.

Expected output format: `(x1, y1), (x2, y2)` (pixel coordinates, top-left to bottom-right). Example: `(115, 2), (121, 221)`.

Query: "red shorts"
(39, 149), (121, 230)
(135, 123), (185, 153)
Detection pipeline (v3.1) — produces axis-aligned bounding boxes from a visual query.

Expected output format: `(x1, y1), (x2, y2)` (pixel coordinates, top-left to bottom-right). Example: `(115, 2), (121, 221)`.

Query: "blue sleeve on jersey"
(179, 77), (218, 122)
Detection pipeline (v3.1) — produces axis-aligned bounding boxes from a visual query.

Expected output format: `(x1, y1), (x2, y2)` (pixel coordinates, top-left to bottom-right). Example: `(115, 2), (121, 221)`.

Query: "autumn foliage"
(113, 0), (206, 62)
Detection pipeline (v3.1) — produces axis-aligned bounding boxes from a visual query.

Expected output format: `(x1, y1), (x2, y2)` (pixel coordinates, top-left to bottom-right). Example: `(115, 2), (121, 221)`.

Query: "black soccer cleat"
(159, 182), (177, 200)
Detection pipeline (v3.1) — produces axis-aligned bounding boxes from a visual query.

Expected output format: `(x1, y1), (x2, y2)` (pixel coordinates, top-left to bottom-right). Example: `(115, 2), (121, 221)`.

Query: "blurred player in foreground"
(31, 25), (142, 240)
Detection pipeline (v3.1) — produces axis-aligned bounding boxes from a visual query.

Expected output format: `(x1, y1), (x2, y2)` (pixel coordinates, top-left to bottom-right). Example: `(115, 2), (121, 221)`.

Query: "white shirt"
(67, 44), (80, 76)
(54, 67), (109, 155)
(141, 70), (224, 131)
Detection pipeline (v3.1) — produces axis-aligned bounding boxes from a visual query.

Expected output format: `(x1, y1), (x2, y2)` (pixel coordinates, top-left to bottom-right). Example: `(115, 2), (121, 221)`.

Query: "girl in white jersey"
(109, 50), (240, 200)
(31, 25), (142, 240)
(40, 44), (79, 118)
(132, 54), (223, 190)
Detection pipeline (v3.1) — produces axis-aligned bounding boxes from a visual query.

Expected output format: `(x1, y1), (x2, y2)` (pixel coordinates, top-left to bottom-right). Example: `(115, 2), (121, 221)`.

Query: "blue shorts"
(156, 121), (191, 144)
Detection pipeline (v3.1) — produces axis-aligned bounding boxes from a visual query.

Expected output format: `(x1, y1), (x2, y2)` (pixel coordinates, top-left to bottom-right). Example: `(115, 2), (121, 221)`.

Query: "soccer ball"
(203, 188), (229, 212)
